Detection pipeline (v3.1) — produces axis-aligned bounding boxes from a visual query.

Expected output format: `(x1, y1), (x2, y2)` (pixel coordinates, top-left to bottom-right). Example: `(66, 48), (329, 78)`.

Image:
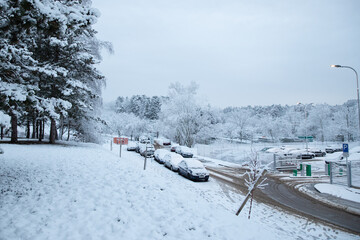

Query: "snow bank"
(314, 183), (360, 203)
(0, 143), (357, 239)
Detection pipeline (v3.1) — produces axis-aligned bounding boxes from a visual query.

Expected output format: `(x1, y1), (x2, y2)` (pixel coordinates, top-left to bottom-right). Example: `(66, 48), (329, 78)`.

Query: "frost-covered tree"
(160, 82), (208, 147)
(0, 0), (110, 143)
(228, 108), (253, 142)
(0, 1), (41, 142)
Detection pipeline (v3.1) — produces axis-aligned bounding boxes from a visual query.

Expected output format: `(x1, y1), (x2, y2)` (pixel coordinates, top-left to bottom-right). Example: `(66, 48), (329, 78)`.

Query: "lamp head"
(331, 65), (342, 68)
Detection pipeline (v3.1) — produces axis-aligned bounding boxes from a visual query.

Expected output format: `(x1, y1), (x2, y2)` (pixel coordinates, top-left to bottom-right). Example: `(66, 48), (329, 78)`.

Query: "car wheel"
(170, 165), (173, 171)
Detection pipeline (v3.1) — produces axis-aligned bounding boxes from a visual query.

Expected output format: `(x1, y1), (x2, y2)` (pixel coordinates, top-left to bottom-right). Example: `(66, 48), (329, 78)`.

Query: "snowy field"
(0, 142), (358, 239)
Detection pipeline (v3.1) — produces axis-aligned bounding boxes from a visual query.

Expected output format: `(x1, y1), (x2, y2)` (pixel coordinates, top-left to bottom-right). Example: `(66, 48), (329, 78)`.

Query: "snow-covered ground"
(0, 142), (359, 239)
(314, 184), (360, 203)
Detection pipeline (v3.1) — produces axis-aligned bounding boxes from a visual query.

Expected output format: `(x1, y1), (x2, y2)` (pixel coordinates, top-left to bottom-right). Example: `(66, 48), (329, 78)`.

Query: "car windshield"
(186, 160), (204, 168)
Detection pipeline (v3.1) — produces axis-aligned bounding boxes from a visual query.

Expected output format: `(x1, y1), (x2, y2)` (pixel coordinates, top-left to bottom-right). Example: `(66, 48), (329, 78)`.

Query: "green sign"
(298, 136), (313, 139)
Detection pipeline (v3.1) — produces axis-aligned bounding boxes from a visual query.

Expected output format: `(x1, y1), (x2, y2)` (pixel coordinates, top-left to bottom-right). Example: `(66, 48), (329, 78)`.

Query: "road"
(207, 166), (360, 235)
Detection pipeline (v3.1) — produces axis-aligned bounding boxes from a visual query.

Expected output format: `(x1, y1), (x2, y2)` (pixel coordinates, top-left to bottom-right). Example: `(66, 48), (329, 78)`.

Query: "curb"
(296, 184), (360, 216)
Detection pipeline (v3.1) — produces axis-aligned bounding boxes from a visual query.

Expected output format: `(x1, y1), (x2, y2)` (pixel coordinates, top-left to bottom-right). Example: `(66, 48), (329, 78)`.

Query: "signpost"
(343, 143), (351, 187)
(113, 137), (128, 158)
(343, 143), (349, 158)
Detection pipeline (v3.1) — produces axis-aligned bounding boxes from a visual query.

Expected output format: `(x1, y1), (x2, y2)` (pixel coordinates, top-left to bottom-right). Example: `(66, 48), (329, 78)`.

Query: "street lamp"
(331, 65), (360, 138)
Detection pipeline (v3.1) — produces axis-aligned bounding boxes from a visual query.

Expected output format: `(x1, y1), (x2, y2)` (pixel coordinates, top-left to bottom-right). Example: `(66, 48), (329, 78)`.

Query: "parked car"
(139, 144), (155, 157)
(155, 138), (171, 146)
(135, 143), (141, 153)
(325, 146), (342, 154)
(176, 146), (194, 158)
(163, 152), (184, 171)
(162, 138), (171, 146)
(139, 136), (151, 144)
(170, 144), (179, 152)
(288, 149), (315, 159)
(127, 141), (138, 151)
(178, 158), (209, 182)
(154, 149), (169, 164)
(307, 148), (326, 157)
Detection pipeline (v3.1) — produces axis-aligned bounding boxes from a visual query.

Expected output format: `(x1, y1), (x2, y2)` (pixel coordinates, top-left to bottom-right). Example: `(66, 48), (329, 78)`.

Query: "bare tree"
(236, 148), (267, 218)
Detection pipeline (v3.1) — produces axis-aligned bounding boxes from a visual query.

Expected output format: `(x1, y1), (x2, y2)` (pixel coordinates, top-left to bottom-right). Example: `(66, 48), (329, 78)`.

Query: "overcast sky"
(91, 0), (360, 108)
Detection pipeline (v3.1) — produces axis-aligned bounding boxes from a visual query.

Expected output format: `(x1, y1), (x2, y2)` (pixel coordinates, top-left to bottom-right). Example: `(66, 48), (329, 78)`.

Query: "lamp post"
(331, 65), (360, 138)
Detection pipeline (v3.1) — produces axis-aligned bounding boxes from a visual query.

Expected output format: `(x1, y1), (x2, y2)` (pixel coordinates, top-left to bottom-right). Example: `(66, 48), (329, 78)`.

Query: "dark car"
(178, 158), (209, 182)
(308, 148), (326, 157)
(325, 146), (342, 154)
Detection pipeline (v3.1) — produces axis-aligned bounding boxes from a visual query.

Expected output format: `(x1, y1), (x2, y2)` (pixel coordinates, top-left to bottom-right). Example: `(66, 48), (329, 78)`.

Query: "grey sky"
(92, 0), (360, 108)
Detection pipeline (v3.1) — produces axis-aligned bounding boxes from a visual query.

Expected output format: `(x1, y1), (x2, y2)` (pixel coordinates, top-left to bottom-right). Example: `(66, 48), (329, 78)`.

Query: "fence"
(349, 160), (360, 188)
(273, 154), (300, 171)
(329, 160), (360, 188)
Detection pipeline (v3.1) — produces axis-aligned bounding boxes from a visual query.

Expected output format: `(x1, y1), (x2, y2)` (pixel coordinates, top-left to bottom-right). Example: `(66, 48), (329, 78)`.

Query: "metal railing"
(328, 160), (360, 188)
(273, 154), (300, 171)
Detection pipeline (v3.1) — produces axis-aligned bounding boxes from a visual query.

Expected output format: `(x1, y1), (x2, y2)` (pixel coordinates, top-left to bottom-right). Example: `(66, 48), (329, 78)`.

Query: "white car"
(178, 158), (209, 181)
(127, 141), (138, 151)
(176, 146), (194, 158)
(155, 138), (171, 146)
(154, 149), (169, 164)
(163, 152), (184, 171)
(288, 149), (315, 159)
(139, 144), (155, 157)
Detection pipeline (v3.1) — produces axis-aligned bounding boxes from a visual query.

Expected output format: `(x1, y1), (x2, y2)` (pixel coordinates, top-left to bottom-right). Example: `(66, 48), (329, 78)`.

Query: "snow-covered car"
(265, 147), (284, 154)
(178, 158), (209, 182)
(139, 136), (151, 144)
(139, 144), (155, 157)
(269, 147), (298, 159)
(127, 141), (138, 151)
(155, 138), (171, 146)
(170, 144), (179, 152)
(176, 146), (194, 158)
(288, 149), (315, 159)
(154, 149), (169, 164)
(259, 147), (274, 152)
(163, 152), (184, 171)
(162, 138), (171, 146)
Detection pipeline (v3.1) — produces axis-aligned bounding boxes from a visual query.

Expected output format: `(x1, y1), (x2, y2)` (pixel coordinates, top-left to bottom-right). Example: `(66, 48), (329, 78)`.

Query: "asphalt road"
(207, 166), (360, 235)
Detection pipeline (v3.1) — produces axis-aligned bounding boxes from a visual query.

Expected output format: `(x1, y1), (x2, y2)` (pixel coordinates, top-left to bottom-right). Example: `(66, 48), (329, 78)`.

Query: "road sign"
(113, 137), (128, 145)
(343, 143), (349, 157)
(298, 136), (313, 139)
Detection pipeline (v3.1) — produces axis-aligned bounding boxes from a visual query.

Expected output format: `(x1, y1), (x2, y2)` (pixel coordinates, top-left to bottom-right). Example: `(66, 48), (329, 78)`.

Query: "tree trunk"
(39, 120), (42, 142)
(248, 193), (254, 219)
(10, 114), (18, 143)
(59, 115), (64, 140)
(32, 118), (36, 139)
(26, 119), (30, 138)
(36, 120), (39, 139)
(1, 125), (4, 139)
(49, 118), (56, 144)
(42, 120), (45, 139)
(67, 120), (71, 141)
